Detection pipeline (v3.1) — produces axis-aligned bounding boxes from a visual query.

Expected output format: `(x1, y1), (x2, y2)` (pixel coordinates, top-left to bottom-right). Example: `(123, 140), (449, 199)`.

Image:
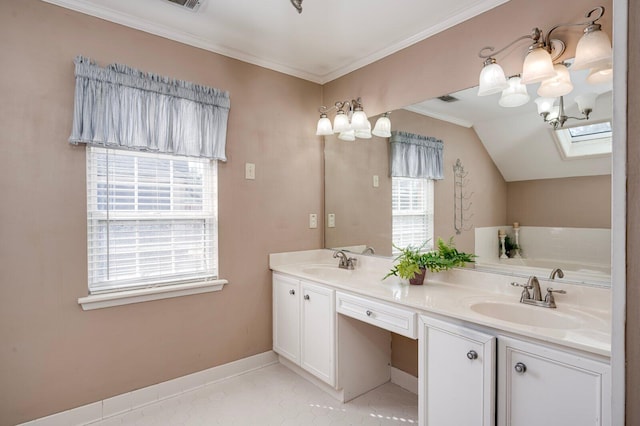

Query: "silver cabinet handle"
(514, 362), (527, 373)
(303, 294), (310, 300)
(466, 350), (478, 360)
(289, 289), (295, 295)
(366, 310), (372, 316)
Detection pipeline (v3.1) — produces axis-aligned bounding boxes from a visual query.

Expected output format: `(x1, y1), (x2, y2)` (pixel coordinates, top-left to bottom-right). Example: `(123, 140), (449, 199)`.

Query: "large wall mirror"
(324, 62), (612, 287)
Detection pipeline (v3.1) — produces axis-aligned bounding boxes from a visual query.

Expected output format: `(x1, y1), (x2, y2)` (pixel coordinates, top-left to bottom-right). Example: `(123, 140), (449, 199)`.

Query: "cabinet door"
(498, 336), (611, 426)
(273, 273), (300, 364)
(301, 280), (336, 386)
(419, 316), (496, 426)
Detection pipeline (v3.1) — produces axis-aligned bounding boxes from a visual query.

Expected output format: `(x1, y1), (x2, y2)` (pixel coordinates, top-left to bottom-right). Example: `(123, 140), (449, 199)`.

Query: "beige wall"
(507, 175), (611, 228)
(0, 2), (323, 424)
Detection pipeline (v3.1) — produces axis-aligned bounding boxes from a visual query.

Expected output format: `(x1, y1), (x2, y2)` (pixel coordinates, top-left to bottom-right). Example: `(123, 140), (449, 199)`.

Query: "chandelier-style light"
(476, 6), (611, 128)
(534, 92), (598, 129)
(315, 98), (392, 140)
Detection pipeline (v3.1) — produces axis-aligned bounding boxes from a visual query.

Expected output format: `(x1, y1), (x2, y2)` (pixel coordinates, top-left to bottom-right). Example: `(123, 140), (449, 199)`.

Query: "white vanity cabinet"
(272, 272), (336, 387)
(418, 316), (496, 426)
(498, 336), (611, 426)
(300, 281), (335, 386)
(273, 273), (300, 364)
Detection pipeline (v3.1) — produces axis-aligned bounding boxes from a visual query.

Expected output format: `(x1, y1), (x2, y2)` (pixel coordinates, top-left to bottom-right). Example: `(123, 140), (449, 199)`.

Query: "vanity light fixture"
(499, 76), (530, 107)
(315, 98), (392, 140)
(534, 92), (598, 129)
(477, 6), (612, 99)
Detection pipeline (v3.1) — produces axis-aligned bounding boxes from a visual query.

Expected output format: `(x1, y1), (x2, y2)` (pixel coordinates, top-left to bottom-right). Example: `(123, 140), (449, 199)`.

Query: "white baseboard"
(19, 351), (278, 426)
(390, 367), (418, 395)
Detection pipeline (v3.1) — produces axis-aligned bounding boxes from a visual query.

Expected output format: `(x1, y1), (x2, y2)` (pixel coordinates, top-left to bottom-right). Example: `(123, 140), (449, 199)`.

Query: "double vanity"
(270, 249), (611, 426)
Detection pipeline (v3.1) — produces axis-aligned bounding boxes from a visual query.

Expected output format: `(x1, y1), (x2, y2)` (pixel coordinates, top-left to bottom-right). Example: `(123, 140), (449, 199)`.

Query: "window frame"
(79, 147), (226, 310)
(391, 177), (435, 254)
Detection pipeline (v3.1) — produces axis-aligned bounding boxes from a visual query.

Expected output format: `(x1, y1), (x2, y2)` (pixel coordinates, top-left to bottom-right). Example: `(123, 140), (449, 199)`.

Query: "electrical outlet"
(327, 213), (336, 228)
(245, 163), (255, 180)
(309, 214), (318, 229)
(373, 175), (379, 187)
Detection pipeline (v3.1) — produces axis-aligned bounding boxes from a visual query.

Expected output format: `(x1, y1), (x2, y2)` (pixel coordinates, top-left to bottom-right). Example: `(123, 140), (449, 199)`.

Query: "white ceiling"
(407, 68), (613, 182)
(41, 0), (508, 84)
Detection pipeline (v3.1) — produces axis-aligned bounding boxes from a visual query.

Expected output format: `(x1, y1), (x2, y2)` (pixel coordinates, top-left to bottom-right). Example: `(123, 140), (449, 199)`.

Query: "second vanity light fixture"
(315, 98), (392, 140)
(477, 6), (612, 128)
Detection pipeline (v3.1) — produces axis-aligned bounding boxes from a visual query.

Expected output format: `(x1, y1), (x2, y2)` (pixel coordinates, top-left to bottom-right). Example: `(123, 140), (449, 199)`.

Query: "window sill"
(77, 279), (228, 311)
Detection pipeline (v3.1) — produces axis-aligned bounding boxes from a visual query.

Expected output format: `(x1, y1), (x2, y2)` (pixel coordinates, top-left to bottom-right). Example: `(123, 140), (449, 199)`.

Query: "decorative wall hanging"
(453, 158), (474, 234)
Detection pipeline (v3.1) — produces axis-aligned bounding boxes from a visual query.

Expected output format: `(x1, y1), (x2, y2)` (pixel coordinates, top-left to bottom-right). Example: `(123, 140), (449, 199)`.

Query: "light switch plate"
(309, 214), (318, 229)
(245, 163), (255, 180)
(327, 213), (336, 228)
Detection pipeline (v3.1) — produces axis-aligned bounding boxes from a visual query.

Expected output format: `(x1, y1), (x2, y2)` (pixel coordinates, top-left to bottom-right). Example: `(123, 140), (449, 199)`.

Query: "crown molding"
(41, 0), (509, 85)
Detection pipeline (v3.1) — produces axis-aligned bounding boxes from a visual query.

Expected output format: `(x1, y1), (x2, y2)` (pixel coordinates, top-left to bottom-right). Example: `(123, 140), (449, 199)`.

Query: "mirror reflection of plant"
(385, 237), (476, 280)
(503, 235), (520, 258)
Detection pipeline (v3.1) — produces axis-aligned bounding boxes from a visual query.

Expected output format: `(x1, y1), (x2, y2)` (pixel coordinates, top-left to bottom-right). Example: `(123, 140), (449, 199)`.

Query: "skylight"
(567, 122), (612, 142)
(553, 121), (612, 159)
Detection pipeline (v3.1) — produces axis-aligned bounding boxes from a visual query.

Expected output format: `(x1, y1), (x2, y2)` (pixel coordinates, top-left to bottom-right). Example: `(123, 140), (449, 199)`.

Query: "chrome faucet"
(527, 275), (542, 301)
(511, 275), (566, 308)
(362, 246), (375, 255)
(549, 268), (565, 280)
(333, 250), (357, 270)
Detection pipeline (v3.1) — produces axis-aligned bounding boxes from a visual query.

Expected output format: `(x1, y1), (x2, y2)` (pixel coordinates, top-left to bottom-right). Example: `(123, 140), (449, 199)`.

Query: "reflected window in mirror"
(391, 177), (434, 254)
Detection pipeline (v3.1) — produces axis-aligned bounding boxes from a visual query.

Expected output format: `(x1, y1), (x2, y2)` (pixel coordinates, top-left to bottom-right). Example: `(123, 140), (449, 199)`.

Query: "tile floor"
(93, 363), (418, 425)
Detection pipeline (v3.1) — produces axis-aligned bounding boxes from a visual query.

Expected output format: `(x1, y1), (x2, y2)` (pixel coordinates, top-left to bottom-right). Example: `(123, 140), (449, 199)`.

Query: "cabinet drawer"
(336, 292), (417, 339)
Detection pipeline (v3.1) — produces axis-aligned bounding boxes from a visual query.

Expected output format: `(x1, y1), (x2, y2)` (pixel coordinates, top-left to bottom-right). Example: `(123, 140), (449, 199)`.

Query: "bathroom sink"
(469, 301), (583, 329)
(300, 265), (354, 280)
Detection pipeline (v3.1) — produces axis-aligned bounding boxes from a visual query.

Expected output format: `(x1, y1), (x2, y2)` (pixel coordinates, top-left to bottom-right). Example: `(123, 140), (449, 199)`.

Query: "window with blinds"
(392, 177), (434, 254)
(86, 147), (218, 294)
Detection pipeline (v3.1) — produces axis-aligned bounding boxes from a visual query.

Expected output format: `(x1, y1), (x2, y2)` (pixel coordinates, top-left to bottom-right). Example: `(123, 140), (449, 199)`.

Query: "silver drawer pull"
(366, 310), (372, 316)
(466, 350), (478, 360)
(304, 294), (310, 300)
(514, 362), (527, 373)
(289, 289), (295, 295)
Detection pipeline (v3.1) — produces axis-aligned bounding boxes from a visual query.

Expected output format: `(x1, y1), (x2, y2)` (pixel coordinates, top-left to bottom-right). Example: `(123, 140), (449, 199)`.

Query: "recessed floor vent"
(437, 95), (460, 103)
(164, 0), (203, 12)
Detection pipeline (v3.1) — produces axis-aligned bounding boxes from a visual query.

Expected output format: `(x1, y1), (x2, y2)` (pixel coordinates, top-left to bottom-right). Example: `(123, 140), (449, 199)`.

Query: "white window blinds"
(86, 147), (218, 294)
(392, 177), (434, 253)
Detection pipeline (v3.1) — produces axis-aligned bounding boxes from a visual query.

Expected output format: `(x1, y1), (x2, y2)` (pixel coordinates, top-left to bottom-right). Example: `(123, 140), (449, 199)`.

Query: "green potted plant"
(385, 237), (476, 285)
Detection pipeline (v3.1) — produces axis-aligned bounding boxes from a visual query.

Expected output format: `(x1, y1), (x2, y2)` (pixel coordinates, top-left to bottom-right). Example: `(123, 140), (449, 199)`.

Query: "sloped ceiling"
(407, 68), (613, 182)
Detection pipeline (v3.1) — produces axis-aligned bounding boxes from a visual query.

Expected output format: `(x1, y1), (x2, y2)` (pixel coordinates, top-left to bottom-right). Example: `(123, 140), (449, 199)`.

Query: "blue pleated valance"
(69, 56), (230, 161)
(389, 131), (444, 179)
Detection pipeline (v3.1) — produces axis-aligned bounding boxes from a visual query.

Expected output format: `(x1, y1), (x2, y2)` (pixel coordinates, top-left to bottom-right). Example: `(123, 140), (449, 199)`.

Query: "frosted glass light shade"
(315, 116), (333, 136)
(350, 110), (369, 131)
(572, 28), (612, 71)
(338, 129), (356, 141)
(355, 120), (372, 139)
(586, 63), (613, 85)
(333, 111), (350, 133)
(521, 47), (556, 84)
(575, 92), (598, 115)
(538, 63), (574, 98)
(547, 106), (560, 120)
(499, 76), (530, 107)
(478, 61), (508, 96)
(535, 97), (555, 115)
(372, 115), (391, 137)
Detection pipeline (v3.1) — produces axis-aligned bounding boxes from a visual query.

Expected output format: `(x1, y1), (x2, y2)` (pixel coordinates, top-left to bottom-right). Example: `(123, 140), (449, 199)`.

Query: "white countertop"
(270, 249), (611, 358)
